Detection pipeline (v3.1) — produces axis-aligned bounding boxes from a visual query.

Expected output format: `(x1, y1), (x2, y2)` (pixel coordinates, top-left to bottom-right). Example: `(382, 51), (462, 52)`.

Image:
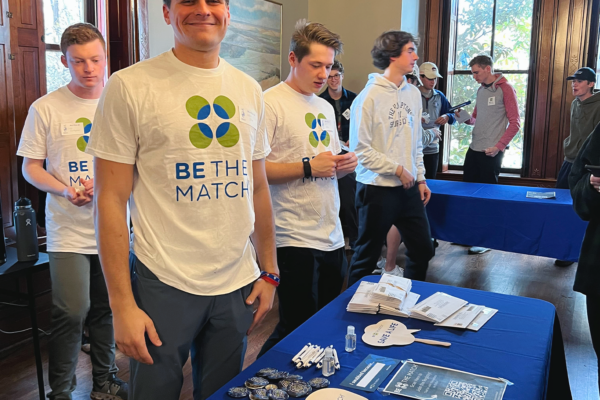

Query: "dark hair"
(163, 0), (229, 7)
(60, 23), (105, 55)
(290, 19), (343, 63)
(469, 54), (494, 69)
(332, 60), (344, 74)
(371, 31), (418, 70)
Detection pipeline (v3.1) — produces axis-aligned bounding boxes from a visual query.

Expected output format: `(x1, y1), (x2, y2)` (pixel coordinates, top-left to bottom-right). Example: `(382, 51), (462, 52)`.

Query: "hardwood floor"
(0, 241), (596, 400)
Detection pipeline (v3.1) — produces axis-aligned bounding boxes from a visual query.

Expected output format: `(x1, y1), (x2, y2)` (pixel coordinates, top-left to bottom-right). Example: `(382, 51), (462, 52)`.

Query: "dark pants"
(129, 255), (254, 400)
(338, 172), (358, 248)
(556, 160), (573, 189)
(587, 295), (600, 390)
(259, 246), (346, 356)
(463, 148), (505, 184)
(47, 253), (117, 400)
(424, 153), (439, 180)
(348, 184), (434, 287)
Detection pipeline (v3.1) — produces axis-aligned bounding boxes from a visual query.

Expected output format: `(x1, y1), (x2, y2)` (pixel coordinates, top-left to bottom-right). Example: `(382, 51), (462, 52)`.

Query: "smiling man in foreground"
(86, 0), (278, 399)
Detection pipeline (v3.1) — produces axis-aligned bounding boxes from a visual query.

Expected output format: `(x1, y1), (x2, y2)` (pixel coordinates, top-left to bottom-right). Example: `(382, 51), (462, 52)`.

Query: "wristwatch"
(260, 271), (280, 287)
(303, 159), (312, 178)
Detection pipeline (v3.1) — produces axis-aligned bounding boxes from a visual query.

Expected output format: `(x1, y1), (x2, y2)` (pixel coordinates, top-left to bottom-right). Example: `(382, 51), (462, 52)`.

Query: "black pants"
(587, 294), (600, 390)
(348, 184), (434, 287)
(424, 153), (439, 180)
(556, 160), (573, 189)
(338, 172), (358, 248)
(259, 246), (346, 356)
(463, 148), (505, 184)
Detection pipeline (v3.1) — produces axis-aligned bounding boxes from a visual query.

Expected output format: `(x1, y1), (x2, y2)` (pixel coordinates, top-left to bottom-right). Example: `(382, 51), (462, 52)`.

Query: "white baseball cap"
(420, 62), (443, 79)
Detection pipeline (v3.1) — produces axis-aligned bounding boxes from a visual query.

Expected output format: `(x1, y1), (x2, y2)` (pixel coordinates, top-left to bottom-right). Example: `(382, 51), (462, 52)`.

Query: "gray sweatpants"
(47, 252), (117, 400)
(129, 255), (254, 400)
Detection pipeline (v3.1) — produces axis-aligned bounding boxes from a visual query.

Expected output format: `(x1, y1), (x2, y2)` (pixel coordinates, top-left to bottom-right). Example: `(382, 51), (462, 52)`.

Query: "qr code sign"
(443, 380), (489, 400)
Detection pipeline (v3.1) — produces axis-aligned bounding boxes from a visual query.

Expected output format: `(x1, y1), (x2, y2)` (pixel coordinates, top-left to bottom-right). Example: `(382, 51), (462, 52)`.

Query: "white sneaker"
(376, 258), (387, 270)
(381, 265), (404, 277)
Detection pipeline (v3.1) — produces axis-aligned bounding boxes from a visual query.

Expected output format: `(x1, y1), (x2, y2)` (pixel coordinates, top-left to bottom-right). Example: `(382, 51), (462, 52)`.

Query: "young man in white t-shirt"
(347, 31), (434, 287)
(17, 24), (127, 400)
(259, 20), (358, 354)
(86, 1), (278, 399)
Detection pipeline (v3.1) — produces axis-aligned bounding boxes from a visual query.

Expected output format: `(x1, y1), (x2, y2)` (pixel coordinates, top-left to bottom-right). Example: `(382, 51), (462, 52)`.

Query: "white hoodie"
(349, 73), (425, 187)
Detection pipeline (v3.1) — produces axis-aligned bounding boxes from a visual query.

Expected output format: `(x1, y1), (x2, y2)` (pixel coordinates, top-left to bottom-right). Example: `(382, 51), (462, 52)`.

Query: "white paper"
(435, 304), (485, 329)
(410, 292), (468, 323)
(370, 274), (412, 310)
(380, 291), (421, 317)
(239, 107), (258, 128)
(357, 363), (385, 388)
(455, 109), (472, 123)
(467, 307), (498, 331)
(61, 123), (84, 136)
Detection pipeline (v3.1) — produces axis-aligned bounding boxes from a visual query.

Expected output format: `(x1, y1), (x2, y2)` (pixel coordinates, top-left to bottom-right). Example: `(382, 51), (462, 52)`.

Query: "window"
(446, 0), (534, 170)
(43, 0), (91, 93)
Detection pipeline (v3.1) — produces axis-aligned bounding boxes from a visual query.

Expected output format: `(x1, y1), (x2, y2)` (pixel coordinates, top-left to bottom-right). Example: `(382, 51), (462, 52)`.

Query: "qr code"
(443, 380), (488, 400)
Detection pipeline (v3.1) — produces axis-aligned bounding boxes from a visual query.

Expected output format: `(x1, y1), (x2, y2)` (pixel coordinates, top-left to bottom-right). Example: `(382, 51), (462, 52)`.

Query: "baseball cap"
(406, 64), (423, 86)
(420, 62), (443, 79)
(566, 67), (596, 82)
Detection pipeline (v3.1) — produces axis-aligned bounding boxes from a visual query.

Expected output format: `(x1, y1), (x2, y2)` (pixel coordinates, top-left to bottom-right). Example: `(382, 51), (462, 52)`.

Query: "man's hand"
(591, 174), (600, 192)
(484, 147), (500, 157)
(63, 186), (92, 207)
(246, 279), (276, 335)
(81, 178), (94, 197)
(113, 305), (162, 365)
(310, 151), (345, 178)
(434, 115), (449, 125)
(336, 152), (358, 175)
(432, 128), (442, 141)
(396, 165), (415, 189)
(454, 108), (462, 117)
(419, 183), (431, 205)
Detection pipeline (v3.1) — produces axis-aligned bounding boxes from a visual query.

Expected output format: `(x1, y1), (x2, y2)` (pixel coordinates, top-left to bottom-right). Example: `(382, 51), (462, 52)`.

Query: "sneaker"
(376, 258), (387, 270)
(468, 246), (490, 255)
(81, 333), (91, 354)
(91, 375), (128, 400)
(382, 265), (404, 277)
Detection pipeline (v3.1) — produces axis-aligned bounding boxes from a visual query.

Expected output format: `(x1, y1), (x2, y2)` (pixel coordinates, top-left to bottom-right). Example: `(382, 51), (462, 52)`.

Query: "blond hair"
(290, 19), (343, 62)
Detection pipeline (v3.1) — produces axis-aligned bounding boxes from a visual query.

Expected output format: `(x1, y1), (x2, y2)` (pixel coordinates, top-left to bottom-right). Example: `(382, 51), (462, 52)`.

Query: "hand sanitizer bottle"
(321, 347), (335, 377)
(345, 325), (356, 352)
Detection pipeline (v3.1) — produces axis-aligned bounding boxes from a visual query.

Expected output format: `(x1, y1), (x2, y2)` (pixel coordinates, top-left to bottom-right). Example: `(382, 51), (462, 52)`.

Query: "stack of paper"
(466, 307), (498, 331)
(435, 304), (485, 328)
(346, 281), (380, 314)
(369, 274), (412, 311)
(410, 292), (468, 323)
(379, 292), (421, 317)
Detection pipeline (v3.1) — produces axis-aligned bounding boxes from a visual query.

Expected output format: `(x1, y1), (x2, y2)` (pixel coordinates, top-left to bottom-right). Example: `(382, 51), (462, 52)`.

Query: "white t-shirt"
(17, 86), (98, 254)
(265, 82), (344, 251)
(86, 51), (270, 296)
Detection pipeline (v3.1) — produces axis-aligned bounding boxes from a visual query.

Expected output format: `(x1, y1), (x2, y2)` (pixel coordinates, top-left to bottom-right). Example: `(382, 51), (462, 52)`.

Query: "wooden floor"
(1, 241), (597, 400)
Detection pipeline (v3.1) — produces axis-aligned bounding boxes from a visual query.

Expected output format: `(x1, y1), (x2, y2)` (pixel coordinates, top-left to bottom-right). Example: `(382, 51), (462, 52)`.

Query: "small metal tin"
(286, 375), (303, 381)
(249, 388), (270, 400)
(266, 371), (289, 380)
(307, 377), (330, 389)
(245, 377), (269, 389)
(268, 388), (289, 400)
(256, 368), (278, 377)
(286, 381), (312, 398)
(227, 386), (249, 398)
(265, 384), (278, 391)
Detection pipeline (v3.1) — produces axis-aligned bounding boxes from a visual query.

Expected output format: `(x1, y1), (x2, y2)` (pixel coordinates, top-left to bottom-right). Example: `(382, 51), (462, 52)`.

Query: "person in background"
(319, 60), (359, 251)
(259, 21), (357, 355)
(17, 23), (127, 400)
(568, 121), (600, 392)
(347, 31), (434, 286)
(460, 54), (520, 255)
(555, 67), (600, 267)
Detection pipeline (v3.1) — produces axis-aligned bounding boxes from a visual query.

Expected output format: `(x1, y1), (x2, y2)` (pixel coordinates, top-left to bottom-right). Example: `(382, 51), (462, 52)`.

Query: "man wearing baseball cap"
(419, 62), (456, 180)
(555, 67), (600, 266)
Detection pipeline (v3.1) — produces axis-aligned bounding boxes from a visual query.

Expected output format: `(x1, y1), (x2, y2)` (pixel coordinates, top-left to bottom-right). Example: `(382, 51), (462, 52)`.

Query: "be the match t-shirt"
(87, 51), (270, 296)
(17, 86), (98, 254)
(265, 82), (344, 251)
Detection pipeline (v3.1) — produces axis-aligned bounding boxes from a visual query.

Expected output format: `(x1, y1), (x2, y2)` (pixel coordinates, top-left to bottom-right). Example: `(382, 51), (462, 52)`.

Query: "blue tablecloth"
(208, 276), (558, 400)
(426, 180), (588, 262)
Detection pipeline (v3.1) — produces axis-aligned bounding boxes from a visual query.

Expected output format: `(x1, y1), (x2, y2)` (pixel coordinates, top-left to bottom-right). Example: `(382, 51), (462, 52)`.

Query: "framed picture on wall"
(220, 0), (282, 90)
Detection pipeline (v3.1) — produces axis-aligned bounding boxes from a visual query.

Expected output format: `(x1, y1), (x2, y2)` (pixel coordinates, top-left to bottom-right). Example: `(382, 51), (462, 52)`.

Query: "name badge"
(61, 123), (84, 136)
(321, 119), (334, 131)
(488, 96), (496, 106)
(239, 107), (258, 129)
(342, 108), (351, 120)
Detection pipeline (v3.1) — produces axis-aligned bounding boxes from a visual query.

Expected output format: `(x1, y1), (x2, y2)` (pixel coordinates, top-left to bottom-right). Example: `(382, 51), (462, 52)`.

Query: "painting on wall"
(221, 0), (282, 90)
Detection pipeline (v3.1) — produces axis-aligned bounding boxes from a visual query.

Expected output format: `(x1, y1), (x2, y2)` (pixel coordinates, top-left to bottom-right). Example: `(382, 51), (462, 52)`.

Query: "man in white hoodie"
(347, 31), (434, 287)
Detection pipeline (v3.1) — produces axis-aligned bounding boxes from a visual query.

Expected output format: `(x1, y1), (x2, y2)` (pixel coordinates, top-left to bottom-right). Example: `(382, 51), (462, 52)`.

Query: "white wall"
(308, 0), (403, 93)
(148, 0), (309, 81)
